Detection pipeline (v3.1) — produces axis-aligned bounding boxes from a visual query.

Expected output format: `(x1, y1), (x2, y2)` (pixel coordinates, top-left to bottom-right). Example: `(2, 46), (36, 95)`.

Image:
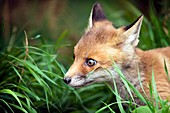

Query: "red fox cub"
(63, 3), (170, 104)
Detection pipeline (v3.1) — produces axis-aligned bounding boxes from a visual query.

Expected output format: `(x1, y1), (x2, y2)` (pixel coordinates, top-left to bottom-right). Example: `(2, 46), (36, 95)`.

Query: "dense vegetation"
(0, 0), (170, 113)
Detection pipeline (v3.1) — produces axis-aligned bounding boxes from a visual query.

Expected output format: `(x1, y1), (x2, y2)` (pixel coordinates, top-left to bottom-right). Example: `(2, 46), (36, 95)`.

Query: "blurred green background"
(1, 0), (170, 66)
(0, 0), (170, 113)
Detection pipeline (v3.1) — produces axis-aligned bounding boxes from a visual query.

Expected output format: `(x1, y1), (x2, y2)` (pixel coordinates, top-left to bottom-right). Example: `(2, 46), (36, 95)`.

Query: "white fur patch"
(68, 67), (118, 88)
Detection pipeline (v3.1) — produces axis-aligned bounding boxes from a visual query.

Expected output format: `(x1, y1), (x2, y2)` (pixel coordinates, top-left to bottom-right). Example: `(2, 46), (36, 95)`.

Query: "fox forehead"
(73, 28), (126, 67)
(81, 24), (124, 45)
(75, 24), (123, 53)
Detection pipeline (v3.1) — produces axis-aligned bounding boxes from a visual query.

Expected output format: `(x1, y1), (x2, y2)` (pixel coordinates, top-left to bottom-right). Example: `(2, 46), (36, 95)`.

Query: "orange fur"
(137, 48), (170, 100)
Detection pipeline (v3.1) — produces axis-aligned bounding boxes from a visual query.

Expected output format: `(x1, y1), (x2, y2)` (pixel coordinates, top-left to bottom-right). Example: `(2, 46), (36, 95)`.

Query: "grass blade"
(95, 102), (116, 113)
(10, 103), (28, 113)
(0, 89), (22, 107)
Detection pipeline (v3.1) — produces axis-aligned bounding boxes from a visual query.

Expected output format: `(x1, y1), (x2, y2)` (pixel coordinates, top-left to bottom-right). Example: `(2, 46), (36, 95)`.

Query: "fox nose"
(63, 77), (71, 84)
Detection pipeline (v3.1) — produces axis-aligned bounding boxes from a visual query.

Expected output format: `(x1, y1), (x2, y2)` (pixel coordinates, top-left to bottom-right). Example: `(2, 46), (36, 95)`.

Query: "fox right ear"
(88, 3), (107, 28)
(122, 15), (143, 47)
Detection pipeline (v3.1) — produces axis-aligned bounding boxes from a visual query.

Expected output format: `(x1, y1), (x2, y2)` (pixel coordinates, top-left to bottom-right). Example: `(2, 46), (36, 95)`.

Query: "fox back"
(63, 3), (170, 105)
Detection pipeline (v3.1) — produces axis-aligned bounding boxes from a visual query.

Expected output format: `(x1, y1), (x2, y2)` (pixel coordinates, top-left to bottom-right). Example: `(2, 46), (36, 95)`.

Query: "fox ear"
(122, 15), (143, 47)
(88, 3), (107, 28)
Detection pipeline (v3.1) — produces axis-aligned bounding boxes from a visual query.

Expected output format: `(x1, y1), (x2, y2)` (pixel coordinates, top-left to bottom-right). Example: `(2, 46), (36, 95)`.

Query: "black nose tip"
(63, 77), (71, 84)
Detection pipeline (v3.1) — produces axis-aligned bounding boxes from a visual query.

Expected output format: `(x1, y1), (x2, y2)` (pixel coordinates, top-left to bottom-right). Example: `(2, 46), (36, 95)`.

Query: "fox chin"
(63, 3), (170, 105)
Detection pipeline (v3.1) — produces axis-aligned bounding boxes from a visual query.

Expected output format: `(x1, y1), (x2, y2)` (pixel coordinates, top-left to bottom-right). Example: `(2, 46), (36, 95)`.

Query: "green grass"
(0, 0), (170, 113)
(0, 31), (115, 112)
(0, 38), (63, 112)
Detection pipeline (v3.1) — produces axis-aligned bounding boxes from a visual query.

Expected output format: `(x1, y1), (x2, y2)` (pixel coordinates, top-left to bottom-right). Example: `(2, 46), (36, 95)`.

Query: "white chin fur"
(68, 75), (93, 88)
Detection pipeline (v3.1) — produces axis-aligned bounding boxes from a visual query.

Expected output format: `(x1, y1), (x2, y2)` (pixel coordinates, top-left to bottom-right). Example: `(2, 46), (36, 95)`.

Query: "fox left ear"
(88, 3), (107, 28)
(122, 15), (143, 47)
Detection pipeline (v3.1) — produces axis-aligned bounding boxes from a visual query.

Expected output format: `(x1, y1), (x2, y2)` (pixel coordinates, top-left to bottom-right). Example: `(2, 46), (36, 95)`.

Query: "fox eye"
(85, 58), (97, 67)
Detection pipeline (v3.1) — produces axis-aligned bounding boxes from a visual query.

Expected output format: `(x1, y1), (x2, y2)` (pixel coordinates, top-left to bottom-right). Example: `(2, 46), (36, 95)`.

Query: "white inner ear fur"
(125, 34), (139, 47)
(123, 16), (143, 47)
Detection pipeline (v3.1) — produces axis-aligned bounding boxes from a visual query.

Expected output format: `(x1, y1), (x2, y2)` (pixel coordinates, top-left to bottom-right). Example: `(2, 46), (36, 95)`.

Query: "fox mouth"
(69, 76), (94, 88)
(70, 81), (93, 88)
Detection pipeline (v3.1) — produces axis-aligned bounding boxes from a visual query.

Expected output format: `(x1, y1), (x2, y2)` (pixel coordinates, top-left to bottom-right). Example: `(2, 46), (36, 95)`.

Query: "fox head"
(63, 3), (143, 88)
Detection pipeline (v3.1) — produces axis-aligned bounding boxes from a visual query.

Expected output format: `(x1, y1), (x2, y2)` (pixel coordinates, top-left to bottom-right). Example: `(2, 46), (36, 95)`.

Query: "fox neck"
(109, 48), (145, 102)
